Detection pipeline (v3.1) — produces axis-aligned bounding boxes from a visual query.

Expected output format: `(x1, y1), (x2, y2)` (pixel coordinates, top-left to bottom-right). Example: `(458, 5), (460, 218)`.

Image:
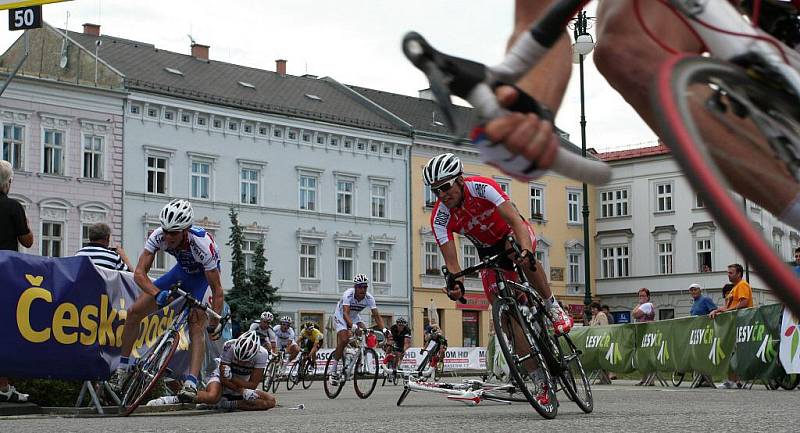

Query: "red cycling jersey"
(430, 176), (513, 248)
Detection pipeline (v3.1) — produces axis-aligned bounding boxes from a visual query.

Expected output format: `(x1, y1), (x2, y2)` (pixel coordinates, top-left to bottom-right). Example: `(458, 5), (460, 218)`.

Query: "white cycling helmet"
(233, 330), (261, 361)
(159, 199), (194, 231)
(423, 153), (463, 186)
(353, 273), (369, 286)
(260, 311), (273, 323)
(280, 316), (292, 325)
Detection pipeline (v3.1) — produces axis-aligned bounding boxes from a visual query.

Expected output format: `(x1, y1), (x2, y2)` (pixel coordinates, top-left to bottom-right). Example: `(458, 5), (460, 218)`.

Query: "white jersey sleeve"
(466, 179), (507, 207)
(144, 227), (165, 253)
(188, 229), (220, 272)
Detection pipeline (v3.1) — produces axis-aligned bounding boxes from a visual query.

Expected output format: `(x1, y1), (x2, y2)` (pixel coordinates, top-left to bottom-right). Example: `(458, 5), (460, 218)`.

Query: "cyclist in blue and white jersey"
(249, 311), (278, 354)
(111, 199), (225, 402)
(273, 316), (300, 361)
(328, 274), (388, 385)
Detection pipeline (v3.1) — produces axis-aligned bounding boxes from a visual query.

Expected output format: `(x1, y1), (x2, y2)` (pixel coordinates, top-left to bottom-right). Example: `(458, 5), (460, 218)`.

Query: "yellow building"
(353, 87), (597, 346)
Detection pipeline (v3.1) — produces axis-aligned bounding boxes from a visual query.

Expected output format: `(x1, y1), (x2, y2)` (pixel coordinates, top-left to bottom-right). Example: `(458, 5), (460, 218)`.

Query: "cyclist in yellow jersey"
(298, 321), (324, 362)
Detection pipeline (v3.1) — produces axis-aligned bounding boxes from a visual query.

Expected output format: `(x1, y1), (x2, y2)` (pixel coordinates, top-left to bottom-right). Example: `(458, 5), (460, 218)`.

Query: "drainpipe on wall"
(406, 138), (414, 327)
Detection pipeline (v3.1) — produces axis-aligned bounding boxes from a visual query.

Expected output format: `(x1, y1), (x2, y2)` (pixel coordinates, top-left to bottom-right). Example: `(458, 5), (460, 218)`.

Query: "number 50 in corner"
(8, 5), (42, 31)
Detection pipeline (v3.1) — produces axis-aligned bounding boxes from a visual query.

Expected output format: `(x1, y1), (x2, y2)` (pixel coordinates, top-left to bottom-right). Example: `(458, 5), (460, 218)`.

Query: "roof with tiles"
(61, 29), (407, 134)
(597, 143), (671, 162)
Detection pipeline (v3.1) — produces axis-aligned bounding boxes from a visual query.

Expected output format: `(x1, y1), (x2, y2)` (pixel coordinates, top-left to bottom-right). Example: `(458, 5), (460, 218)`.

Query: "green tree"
(225, 206), (279, 324)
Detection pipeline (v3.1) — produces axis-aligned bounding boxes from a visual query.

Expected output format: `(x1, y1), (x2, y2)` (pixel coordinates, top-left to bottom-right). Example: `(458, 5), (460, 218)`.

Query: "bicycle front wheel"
(557, 334), (593, 413)
(492, 297), (558, 419)
(354, 348), (379, 399)
(287, 361), (300, 391)
(119, 332), (180, 416)
(654, 55), (800, 317)
(671, 371), (685, 387)
(302, 360), (316, 390)
(323, 353), (345, 399)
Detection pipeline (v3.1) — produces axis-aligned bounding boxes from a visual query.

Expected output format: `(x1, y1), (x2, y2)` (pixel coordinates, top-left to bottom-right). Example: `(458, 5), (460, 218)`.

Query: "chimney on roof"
(418, 88), (435, 100)
(191, 43), (209, 61)
(83, 23), (100, 36)
(276, 59), (287, 77)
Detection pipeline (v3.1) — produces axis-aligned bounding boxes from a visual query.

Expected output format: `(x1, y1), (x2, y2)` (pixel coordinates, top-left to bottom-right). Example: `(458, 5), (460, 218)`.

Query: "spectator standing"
(75, 222), (132, 271)
(632, 288), (656, 323)
(589, 302), (608, 326)
(710, 263), (754, 389)
(794, 247), (800, 278)
(0, 160), (32, 402)
(632, 288), (655, 386)
(601, 305), (615, 325)
(688, 283), (717, 316)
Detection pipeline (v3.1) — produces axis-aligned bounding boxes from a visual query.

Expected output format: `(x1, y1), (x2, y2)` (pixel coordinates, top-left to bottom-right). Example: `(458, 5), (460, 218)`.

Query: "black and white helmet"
(423, 153), (463, 186)
(159, 199), (194, 231)
(353, 273), (369, 286)
(233, 330), (261, 361)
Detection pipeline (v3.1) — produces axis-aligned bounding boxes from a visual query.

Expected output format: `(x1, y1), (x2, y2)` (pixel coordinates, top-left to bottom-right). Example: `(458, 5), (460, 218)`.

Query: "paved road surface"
(1, 378), (797, 432)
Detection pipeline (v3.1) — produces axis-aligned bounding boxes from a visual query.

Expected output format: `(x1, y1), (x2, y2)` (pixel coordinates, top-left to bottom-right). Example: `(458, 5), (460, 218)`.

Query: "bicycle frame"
(402, 377), (516, 406)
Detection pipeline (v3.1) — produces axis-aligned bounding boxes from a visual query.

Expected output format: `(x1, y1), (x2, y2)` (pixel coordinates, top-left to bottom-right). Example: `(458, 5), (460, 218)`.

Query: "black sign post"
(8, 5), (42, 31)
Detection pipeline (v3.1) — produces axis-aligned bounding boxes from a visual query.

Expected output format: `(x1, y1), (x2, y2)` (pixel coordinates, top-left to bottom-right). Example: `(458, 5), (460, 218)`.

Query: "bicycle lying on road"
(398, 377), (529, 407)
(323, 329), (380, 399)
(117, 282), (221, 416)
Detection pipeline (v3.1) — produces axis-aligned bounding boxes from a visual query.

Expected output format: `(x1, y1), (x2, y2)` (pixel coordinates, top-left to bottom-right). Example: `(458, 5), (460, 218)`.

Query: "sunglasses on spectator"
(431, 178), (458, 195)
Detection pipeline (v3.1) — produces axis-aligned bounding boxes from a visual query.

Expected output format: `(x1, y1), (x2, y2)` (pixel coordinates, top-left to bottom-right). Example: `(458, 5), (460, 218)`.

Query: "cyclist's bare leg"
(119, 294), (157, 357)
(187, 308), (207, 379)
(287, 342), (301, 362)
(236, 390), (276, 410)
(334, 330), (349, 362)
(510, 0), (572, 111)
(195, 381), (222, 405)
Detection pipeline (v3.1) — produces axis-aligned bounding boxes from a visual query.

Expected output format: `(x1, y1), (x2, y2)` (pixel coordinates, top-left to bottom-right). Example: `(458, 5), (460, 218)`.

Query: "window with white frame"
(163, 110), (175, 121)
(424, 184), (437, 208)
(657, 241), (674, 274)
(372, 249), (388, 283)
(316, 135), (325, 145)
(259, 126), (268, 136)
(243, 236), (260, 273)
(147, 107), (158, 118)
(530, 185), (544, 219)
(3, 124), (24, 169)
(330, 137), (338, 146)
(243, 124), (252, 134)
(146, 155), (168, 194)
(496, 181), (510, 195)
(212, 118), (222, 129)
(600, 245), (630, 278)
(534, 249), (548, 274)
(337, 179), (354, 215)
(190, 159), (211, 200)
(43, 129), (65, 175)
(655, 182), (673, 212)
(82, 134), (104, 179)
(180, 112), (191, 123)
(599, 188), (629, 218)
(228, 121), (239, 131)
(568, 253), (582, 284)
(463, 244), (478, 277)
(425, 241), (441, 275)
(696, 238), (712, 272)
(299, 242), (318, 279)
(196, 116), (207, 127)
(273, 128), (283, 138)
(567, 190), (581, 224)
(371, 183), (387, 218)
(337, 246), (354, 281)
(773, 231), (784, 257)
(240, 167), (260, 205)
(147, 225), (167, 272)
(299, 174), (318, 211)
(41, 221), (63, 257)
(695, 193), (706, 208)
(302, 133), (311, 142)
(81, 224), (92, 247)
(288, 130), (297, 140)
(129, 104), (141, 115)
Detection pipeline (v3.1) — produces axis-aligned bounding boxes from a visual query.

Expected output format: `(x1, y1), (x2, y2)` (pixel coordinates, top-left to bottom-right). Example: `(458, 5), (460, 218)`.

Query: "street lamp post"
(572, 11), (595, 323)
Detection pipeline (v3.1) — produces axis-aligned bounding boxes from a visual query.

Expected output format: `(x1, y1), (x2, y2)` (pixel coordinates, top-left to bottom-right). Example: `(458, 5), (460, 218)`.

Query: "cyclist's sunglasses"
(355, 283), (369, 289)
(431, 177), (458, 195)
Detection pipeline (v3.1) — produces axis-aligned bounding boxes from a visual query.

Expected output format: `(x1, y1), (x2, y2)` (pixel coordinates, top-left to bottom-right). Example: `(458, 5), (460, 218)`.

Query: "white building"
(595, 144), (786, 320)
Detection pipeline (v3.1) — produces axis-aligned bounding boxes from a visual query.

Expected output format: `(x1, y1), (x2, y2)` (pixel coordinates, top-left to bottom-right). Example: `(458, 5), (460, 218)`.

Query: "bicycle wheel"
(323, 353), (345, 399)
(354, 348), (379, 399)
(556, 334), (593, 413)
(492, 297), (558, 419)
(287, 361), (300, 391)
(302, 360), (316, 390)
(671, 371), (685, 387)
(262, 358), (278, 392)
(119, 332), (180, 416)
(655, 55), (800, 316)
(271, 361), (281, 393)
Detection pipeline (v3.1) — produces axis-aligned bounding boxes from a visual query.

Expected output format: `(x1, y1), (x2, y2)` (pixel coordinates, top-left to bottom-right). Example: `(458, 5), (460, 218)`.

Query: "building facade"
(0, 25), (126, 258)
(595, 145), (784, 320)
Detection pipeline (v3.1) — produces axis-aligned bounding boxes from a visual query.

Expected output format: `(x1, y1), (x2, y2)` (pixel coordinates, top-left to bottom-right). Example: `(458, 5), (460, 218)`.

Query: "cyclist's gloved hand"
(155, 289), (171, 307)
(220, 364), (232, 379)
(382, 328), (389, 336)
(242, 389), (258, 401)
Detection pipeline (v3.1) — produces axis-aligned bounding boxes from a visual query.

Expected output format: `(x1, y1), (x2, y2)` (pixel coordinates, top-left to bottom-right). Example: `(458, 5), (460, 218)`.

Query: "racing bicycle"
(323, 329), (380, 399)
(402, 0), (800, 317)
(117, 282), (221, 416)
(262, 348), (286, 393)
(288, 348), (317, 390)
(397, 331), (450, 406)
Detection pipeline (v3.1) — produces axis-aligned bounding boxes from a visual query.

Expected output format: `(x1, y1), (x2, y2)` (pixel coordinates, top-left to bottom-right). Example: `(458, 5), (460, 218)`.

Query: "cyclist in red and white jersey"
(426, 153), (573, 335)
(111, 199), (225, 402)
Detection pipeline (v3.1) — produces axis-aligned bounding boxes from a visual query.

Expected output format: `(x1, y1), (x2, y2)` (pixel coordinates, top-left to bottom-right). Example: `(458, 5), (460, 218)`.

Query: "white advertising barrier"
(288, 346), (488, 374)
(779, 308), (800, 374)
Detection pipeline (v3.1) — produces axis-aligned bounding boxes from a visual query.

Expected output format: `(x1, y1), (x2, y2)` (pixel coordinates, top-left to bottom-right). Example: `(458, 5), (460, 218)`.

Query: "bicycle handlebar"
(170, 285), (222, 320)
(401, 0), (610, 185)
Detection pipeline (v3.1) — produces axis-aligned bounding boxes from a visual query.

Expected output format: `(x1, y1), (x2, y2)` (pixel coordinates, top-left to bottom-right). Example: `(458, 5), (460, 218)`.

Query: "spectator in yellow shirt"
(709, 263), (753, 389)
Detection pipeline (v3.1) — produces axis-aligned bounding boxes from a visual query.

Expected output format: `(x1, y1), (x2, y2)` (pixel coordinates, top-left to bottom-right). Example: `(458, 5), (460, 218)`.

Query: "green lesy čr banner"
(570, 304), (784, 378)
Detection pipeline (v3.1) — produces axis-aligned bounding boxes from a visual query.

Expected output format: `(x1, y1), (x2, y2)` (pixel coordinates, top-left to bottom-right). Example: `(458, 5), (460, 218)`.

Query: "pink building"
(0, 25), (125, 256)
